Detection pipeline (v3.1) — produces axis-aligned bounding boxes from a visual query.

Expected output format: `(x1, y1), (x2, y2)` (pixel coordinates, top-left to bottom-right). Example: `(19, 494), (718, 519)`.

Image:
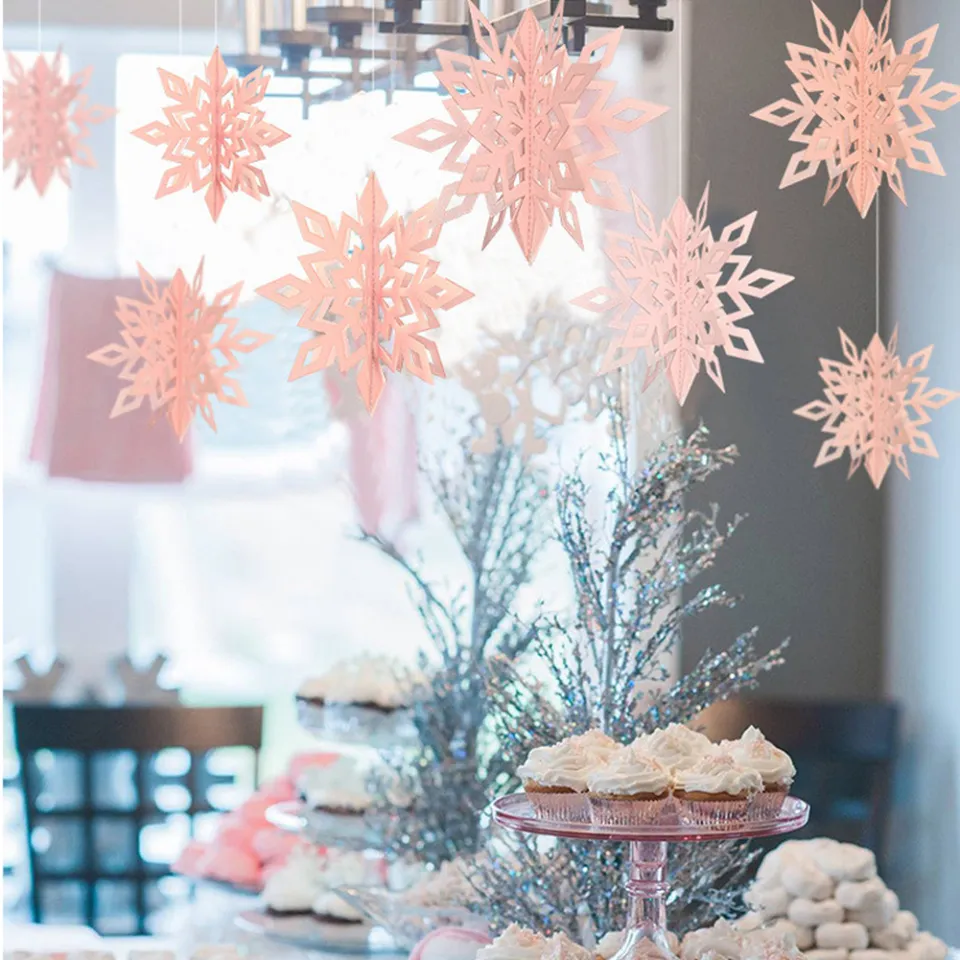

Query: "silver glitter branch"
(480, 406), (787, 940)
(363, 431), (551, 866)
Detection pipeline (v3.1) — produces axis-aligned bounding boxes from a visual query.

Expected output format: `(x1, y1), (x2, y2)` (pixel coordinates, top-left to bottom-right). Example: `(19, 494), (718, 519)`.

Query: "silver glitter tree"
(362, 429), (550, 867)
(476, 405), (787, 941)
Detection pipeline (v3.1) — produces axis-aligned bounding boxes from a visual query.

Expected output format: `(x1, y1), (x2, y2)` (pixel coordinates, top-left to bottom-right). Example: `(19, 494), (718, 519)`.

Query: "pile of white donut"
(732, 839), (948, 960)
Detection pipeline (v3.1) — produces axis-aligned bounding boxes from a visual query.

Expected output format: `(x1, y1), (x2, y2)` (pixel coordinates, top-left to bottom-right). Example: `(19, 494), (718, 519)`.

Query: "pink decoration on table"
(132, 47), (290, 221)
(395, 1), (668, 264)
(3, 49), (115, 195)
(408, 926), (492, 960)
(573, 185), (794, 406)
(257, 775), (297, 801)
(288, 752), (340, 782)
(31, 270), (193, 482)
(172, 839), (208, 878)
(257, 173), (472, 414)
(88, 261), (273, 441)
(200, 845), (262, 888)
(795, 327), (959, 488)
(237, 794), (280, 824)
(753, 1), (960, 217)
(252, 829), (299, 864)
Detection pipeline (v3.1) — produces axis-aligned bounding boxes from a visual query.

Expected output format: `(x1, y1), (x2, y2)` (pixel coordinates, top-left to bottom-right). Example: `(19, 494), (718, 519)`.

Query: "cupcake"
(673, 752), (762, 824)
(544, 933), (594, 960)
(587, 747), (671, 825)
(723, 726), (795, 816)
(636, 723), (714, 773)
(261, 846), (326, 916)
(296, 655), (421, 713)
(297, 754), (373, 815)
(475, 924), (546, 960)
(518, 731), (615, 822)
(312, 889), (367, 924)
(311, 850), (382, 923)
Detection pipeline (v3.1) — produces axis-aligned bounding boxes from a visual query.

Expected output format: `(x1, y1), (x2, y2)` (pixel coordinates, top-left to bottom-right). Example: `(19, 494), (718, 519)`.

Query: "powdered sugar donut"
(680, 920), (743, 960)
(735, 914), (766, 934)
(788, 898), (844, 927)
(745, 883), (790, 918)
(908, 932), (949, 960)
(816, 924), (869, 951)
(872, 912), (919, 950)
(813, 844), (877, 882)
(851, 951), (896, 960)
(805, 950), (849, 960)
(836, 879), (886, 912)
(743, 918), (814, 951)
(849, 891), (899, 930)
(782, 861), (833, 901)
(411, 926), (493, 960)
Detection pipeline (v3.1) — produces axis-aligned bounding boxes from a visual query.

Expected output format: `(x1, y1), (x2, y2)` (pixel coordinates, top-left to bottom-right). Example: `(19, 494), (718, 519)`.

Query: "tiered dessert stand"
(492, 793), (811, 960)
(236, 700), (416, 954)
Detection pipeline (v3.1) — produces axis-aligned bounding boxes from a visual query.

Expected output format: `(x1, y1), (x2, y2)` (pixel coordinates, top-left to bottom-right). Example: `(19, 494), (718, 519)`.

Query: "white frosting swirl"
(312, 890), (367, 922)
(724, 727), (795, 786)
(674, 752), (762, 796)
(680, 920), (744, 960)
(518, 735), (610, 792)
(406, 857), (477, 907)
(568, 729), (620, 757)
(477, 924), (546, 960)
(297, 755), (373, 811)
(587, 748), (671, 797)
(543, 933), (592, 960)
(636, 724), (714, 771)
(297, 655), (423, 708)
(262, 847), (326, 912)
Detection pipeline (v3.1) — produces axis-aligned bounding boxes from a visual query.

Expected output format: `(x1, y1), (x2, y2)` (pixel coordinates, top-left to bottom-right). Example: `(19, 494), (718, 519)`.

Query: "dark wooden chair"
(697, 698), (899, 872)
(12, 704), (263, 934)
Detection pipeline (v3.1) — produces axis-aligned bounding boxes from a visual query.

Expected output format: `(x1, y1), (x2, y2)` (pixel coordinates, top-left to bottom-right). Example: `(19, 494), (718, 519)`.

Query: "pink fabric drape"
(30, 269), (192, 482)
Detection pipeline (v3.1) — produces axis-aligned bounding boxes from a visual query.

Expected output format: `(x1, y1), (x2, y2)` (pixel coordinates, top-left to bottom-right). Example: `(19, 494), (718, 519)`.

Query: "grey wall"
(682, 0), (885, 699)
(886, 0), (960, 940)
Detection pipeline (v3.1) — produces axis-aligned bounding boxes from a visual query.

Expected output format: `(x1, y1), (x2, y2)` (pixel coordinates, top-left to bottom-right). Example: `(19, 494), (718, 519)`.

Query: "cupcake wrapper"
(677, 797), (752, 825)
(526, 791), (591, 823)
(589, 796), (669, 826)
(751, 789), (788, 818)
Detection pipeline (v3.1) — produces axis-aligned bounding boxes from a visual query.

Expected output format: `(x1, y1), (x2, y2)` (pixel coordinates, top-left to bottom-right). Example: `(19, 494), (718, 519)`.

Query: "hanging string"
(875, 200), (881, 335)
(178, 0), (183, 55)
(214, 0), (219, 48)
(37, 0), (41, 52)
(677, 0), (683, 200)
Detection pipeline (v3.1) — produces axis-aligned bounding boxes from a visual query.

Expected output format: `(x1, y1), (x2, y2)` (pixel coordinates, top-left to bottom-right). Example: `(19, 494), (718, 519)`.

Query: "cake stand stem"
(612, 841), (674, 960)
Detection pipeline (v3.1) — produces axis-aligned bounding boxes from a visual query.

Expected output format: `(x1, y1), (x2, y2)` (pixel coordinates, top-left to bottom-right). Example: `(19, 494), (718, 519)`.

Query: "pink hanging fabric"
(324, 371), (419, 537)
(30, 269), (193, 482)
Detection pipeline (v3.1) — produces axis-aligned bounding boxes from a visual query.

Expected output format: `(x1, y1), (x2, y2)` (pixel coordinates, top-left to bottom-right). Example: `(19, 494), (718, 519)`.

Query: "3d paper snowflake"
(459, 303), (619, 458)
(3, 50), (114, 195)
(133, 47), (290, 221)
(573, 185), (794, 406)
(394, 0), (668, 263)
(795, 328), (959, 488)
(753, 1), (960, 217)
(89, 261), (273, 440)
(257, 173), (473, 415)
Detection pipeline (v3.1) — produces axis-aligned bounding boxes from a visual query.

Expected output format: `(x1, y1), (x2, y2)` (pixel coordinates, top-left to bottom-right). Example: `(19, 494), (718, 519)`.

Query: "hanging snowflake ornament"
(573, 185), (794, 406)
(89, 261), (273, 440)
(795, 327), (959, 488)
(132, 47), (290, 221)
(753, 1), (960, 217)
(459, 303), (619, 458)
(3, 50), (115, 195)
(257, 172), (473, 415)
(394, 0), (668, 263)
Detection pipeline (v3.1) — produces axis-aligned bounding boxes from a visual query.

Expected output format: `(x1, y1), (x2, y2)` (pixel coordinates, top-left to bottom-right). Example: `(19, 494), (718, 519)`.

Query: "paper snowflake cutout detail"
(395, 0), (668, 263)
(795, 328), (959, 488)
(133, 47), (290, 221)
(459, 304), (619, 458)
(89, 261), (273, 440)
(3, 50), (114, 195)
(753, 1), (960, 217)
(257, 173), (473, 415)
(573, 185), (794, 406)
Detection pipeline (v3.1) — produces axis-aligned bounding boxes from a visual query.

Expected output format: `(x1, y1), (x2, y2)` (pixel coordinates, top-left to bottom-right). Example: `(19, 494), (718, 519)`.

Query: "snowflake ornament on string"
(89, 261), (273, 440)
(133, 47), (290, 221)
(394, 0), (668, 263)
(257, 172), (473, 415)
(3, 50), (115, 195)
(573, 185), (794, 406)
(459, 304), (620, 458)
(795, 327), (959, 488)
(753, 1), (960, 217)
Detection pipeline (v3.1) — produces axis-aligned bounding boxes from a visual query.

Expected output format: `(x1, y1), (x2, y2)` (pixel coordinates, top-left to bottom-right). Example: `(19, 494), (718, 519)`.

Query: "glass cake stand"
(492, 793), (810, 960)
(267, 800), (383, 850)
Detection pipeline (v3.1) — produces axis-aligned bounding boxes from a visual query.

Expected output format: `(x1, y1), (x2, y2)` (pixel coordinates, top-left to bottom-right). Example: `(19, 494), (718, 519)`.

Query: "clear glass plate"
(266, 800), (382, 849)
(297, 699), (418, 748)
(235, 909), (404, 955)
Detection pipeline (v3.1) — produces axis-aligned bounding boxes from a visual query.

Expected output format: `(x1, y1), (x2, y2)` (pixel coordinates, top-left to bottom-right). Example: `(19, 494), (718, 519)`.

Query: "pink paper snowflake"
(89, 261), (273, 440)
(256, 173), (473, 415)
(795, 328), (959, 488)
(753, 1), (960, 217)
(3, 50), (114, 195)
(132, 47), (290, 221)
(573, 185), (794, 406)
(394, 0), (668, 263)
